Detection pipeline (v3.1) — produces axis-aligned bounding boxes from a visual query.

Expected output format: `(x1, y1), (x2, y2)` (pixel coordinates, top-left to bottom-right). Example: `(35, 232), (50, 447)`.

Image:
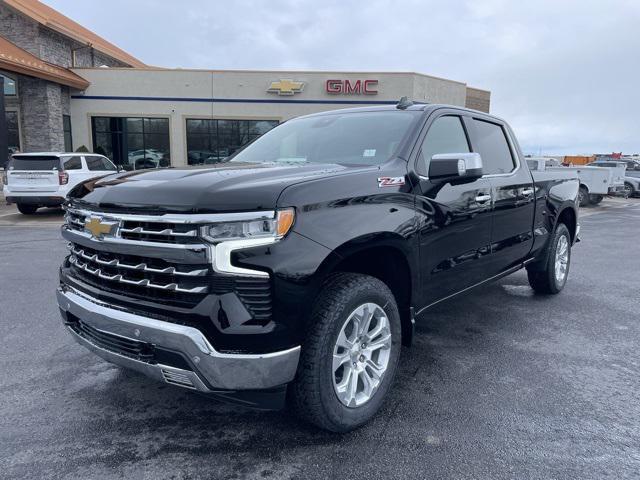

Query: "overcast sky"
(48, 0), (640, 155)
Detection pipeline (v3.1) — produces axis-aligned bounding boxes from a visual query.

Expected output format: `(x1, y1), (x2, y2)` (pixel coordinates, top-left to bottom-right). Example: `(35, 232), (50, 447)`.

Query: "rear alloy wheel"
(624, 182), (635, 197)
(527, 223), (571, 294)
(17, 203), (38, 215)
(290, 273), (401, 432)
(577, 186), (590, 207)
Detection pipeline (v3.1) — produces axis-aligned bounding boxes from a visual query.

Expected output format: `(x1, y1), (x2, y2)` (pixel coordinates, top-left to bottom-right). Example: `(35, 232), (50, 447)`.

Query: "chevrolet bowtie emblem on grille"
(84, 216), (118, 239)
(267, 79), (305, 96)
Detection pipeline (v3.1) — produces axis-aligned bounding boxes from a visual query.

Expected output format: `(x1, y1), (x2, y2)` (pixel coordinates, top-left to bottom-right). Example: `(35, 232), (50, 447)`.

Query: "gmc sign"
(326, 79), (378, 95)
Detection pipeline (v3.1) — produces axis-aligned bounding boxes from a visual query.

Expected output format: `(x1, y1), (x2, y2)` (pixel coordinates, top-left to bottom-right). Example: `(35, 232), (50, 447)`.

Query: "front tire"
(17, 203), (38, 215)
(578, 186), (590, 207)
(527, 223), (571, 294)
(624, 182), (635, 197)
(290, 273), (401, 432)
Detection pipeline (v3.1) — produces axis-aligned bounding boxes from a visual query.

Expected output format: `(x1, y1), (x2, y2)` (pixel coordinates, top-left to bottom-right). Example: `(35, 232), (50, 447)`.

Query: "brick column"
(18, 77), (66, 152)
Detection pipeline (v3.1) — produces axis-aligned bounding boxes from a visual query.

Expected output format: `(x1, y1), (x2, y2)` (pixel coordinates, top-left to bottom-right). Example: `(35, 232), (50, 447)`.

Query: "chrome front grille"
(62, 207), (274, 325)
(67, 243), (210, 296)
(65, 208), (203, 245)
(70, 245), (207, 277)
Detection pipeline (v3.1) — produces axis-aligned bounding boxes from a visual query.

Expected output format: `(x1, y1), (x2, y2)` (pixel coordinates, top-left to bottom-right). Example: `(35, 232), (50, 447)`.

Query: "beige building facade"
(68, 68), (491, 168)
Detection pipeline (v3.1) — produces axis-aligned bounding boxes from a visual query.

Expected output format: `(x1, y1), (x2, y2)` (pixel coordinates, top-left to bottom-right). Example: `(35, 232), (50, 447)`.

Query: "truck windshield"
(230, 111), (420, 166)
(8, 156), (61, 170)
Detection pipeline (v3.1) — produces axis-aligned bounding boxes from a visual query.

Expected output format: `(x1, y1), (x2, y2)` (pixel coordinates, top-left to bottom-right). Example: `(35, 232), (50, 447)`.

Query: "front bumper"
(57, 286), (300, 392)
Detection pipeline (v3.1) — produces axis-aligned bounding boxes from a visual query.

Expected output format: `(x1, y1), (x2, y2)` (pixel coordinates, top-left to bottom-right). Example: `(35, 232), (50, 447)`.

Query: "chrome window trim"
(478, 120), (522, 179)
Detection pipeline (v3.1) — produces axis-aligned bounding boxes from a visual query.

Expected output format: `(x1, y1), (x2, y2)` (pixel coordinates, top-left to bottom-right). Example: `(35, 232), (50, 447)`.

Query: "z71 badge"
(377, 176), (405, 187)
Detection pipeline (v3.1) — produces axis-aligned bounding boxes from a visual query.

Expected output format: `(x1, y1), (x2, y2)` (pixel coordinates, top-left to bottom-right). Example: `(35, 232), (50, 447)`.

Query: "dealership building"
(1, 0), (490, 169)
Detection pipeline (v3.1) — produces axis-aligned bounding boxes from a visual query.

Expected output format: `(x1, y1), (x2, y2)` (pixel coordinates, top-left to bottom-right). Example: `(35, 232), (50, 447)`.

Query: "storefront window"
(186, 119), (278, 165)
(6, 111), (20, 154)
(2, 74), (16, 96)
(63, 115), (72, 152)
(91, 116), (170, 169)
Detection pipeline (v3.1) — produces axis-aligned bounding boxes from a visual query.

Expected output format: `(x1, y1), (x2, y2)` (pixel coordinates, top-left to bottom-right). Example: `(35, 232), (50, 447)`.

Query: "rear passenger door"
(467, 117), (535, 274)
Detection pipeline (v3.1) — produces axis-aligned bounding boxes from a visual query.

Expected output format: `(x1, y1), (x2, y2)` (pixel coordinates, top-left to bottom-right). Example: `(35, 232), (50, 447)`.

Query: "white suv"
(2, 152), (118, 215)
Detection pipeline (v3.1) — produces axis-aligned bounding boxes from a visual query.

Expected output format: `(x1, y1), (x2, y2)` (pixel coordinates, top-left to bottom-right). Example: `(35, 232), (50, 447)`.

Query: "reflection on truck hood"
(69, 161), (376, 213)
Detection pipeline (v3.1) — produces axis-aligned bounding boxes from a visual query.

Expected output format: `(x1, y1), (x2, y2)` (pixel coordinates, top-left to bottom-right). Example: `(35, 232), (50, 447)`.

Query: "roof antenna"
(396, 96), (414, 110)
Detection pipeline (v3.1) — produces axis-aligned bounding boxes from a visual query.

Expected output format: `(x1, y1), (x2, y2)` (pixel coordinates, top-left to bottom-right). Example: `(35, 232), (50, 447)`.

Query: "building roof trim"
(4, 0), (145, 67)
(0, 34), (90, 89)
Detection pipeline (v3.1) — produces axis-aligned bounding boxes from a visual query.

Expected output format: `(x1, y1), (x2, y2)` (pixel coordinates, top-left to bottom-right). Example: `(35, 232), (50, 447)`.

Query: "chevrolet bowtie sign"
(84, 216), (118, 239)
(267, 79), (305, 96)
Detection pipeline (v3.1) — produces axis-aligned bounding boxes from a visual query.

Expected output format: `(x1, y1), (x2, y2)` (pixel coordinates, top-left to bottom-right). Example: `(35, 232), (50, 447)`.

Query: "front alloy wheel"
(290, 273), (401, 432)
(332, 303), (392, 408)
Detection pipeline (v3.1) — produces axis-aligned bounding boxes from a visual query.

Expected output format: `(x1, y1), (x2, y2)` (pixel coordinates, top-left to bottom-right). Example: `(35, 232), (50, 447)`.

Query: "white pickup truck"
(527, 157), (626, 206)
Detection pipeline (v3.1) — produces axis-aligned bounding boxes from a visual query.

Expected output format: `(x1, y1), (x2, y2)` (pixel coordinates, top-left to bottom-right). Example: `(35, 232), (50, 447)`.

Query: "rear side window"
(8, 156), (60, 171)
(86, 156), (106, 171)
(471, 119), (515, 175)
(417, 116), (470, 175)
(62, 156), (82, 170)
(100, 157), (117, 171)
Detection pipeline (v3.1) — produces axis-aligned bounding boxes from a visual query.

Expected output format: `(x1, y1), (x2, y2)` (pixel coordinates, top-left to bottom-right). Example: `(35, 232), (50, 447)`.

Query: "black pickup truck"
(57, 102), (579, 432)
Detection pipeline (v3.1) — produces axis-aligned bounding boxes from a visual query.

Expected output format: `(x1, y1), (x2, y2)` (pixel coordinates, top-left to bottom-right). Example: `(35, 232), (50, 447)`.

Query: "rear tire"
(624, 182), (635, 197)
(589, 194), (603, 205)
(578, 186), (590, 207)
(290, 273), (401, 432)
(17, 203), (38, 215)
(527, 223), (571, 294)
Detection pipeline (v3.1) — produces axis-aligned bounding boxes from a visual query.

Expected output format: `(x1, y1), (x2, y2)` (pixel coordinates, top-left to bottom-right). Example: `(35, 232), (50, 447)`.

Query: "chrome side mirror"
(429, 152), (483, 182)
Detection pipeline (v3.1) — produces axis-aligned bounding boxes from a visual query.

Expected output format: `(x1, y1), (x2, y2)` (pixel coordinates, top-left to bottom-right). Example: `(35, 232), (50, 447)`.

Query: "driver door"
(412, 112), (494, 306)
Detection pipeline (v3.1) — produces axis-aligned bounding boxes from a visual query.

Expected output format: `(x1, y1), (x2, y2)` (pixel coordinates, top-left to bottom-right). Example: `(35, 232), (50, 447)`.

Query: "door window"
(100, 157), (117, 171)
(85, 156), (105, 171)
(62, 156), (82, 170)
(471, 119), (515, 175)
(417, 116), (470, 176)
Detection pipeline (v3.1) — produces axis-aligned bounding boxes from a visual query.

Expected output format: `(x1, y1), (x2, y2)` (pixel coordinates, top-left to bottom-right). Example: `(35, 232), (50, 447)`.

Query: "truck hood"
(70, 161), (376, 213)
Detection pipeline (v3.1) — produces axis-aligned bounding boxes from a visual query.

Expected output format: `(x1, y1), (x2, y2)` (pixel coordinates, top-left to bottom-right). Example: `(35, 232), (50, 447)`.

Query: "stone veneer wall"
(0, 2), (131, 152)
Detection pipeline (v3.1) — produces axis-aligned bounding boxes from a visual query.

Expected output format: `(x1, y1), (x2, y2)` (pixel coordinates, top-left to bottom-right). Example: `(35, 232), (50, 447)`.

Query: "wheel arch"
(316, 233), (416, 346)
(555, 205), (577, 243)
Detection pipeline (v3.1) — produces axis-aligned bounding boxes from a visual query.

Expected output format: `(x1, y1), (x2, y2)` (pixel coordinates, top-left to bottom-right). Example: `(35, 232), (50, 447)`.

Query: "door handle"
(475, 194), (492, 203)
(522, 187), (534, 196)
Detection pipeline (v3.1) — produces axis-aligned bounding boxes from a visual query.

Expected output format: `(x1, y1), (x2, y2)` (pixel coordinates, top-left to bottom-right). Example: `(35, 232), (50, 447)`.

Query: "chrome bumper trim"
(57, 287), (300, 390)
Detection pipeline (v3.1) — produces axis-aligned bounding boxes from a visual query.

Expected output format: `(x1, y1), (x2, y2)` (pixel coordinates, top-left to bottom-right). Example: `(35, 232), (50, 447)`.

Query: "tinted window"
(186, 119), (279, 165)
(9, 156), (60, 170)
(86, 156), (105, 171)
(230, 112), (419, 166)
(472, 119), (515, 175)
(63, 115), (72, 152)
(62, 156), (82, 170)
(417, 116), (470, 175)
(91, 116), (170, 169)
(100, 157), (117, 171)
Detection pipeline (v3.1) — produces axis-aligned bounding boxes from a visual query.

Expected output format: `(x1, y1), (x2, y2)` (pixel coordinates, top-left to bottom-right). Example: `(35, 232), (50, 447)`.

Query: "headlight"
(201, 208), (295, 242)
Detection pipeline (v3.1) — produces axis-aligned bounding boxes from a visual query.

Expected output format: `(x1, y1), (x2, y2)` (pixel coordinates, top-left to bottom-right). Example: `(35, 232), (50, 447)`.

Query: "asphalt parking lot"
(1, 198), (640, 479)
